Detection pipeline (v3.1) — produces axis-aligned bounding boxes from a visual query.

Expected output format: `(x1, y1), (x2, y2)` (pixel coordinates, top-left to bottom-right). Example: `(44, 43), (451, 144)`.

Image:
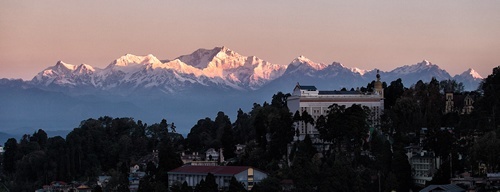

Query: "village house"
(129, 164), (146, 192)
(205, 148), (223, 162)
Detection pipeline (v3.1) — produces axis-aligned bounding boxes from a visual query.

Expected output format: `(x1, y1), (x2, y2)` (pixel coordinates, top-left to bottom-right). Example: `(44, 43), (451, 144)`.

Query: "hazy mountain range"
(0, 46), (484, 142)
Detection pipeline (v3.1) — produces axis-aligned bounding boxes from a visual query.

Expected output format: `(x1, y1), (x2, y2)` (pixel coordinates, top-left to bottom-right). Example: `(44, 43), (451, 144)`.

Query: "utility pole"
(378, 170), (381, 192)
(450, 153), (453, 179)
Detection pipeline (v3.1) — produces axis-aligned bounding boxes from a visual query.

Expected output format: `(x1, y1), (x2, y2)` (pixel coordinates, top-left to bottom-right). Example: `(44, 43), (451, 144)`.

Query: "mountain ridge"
(29, 46), (483, 93)
(0, 47), (487, 135)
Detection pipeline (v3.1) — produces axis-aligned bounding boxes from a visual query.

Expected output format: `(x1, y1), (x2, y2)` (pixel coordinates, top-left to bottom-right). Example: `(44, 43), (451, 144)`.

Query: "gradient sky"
(1, 0), (499, 80)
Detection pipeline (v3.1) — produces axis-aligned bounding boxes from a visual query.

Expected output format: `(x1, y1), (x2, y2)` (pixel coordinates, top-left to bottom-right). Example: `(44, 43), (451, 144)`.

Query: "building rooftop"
(297, 85), (317, 91)
(168, 165), (254, 176)
(318, 90), (362, 95)
(419, 184), (465, 192)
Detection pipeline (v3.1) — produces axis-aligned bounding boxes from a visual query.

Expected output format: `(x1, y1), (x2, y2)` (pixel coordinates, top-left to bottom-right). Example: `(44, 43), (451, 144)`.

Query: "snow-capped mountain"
(175, 46), (286, 90)
(391, 60), (435, 75)
(284, 55), (365, 79)
(289, 56), (328, 71)
(453, 68), (483, 91)
(31, 47), (287, 93)
(32, 61), (96, 87)
(30, 47), (483, 95)
(350, 67), (367, 76)
(385, 60), (452, 85)
(263, 56), (369, 92)
(460, 68), (482, 79)
(263, 58), (483, 93)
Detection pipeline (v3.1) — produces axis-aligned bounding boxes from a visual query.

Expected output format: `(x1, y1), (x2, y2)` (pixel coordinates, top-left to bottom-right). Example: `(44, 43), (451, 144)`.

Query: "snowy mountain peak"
(75, 64), (95, 73)
(290, 56), (327, 70)
(292, 55), (312, 64)
(112, 54), (143, 67)
(55, 60), (76, 70)
(331, 62), (345, 68)
(31, 60), (98, 86)
(420, 59), (432, 65)
(142, 54), (162, 65)
(463, 68), (483, 79)
(108, 54), (162, 69)
(453, 68), (484, 90)
(219, 46), (230, 52)
(213, 46), (240, 61)
(391, 60), (442, 75)
(176, 47), (221, 69)
(350, 67), (367, 75)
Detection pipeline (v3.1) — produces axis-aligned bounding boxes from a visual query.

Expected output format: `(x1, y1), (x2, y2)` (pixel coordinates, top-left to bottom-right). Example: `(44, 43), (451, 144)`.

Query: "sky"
(1, 0), (499, 80)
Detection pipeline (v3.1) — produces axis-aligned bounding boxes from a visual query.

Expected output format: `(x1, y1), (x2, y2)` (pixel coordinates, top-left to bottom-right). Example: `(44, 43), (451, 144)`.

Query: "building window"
(248, 168), (255, 188)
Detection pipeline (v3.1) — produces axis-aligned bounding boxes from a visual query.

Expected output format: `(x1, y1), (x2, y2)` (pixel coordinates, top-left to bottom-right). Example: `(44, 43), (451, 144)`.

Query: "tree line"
(2, 117), (184, 191)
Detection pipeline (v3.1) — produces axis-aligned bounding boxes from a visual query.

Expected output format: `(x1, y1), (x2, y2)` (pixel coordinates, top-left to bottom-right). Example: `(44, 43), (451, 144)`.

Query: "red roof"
(168, 165), (251, 176)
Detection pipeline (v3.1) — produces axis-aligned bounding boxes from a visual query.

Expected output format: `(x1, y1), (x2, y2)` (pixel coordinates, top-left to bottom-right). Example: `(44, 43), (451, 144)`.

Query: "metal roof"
(298, 85), (317, 91)
(168, 165), (253, 176)
(318, 90), (362, 95)
(419, 184), (465, 192)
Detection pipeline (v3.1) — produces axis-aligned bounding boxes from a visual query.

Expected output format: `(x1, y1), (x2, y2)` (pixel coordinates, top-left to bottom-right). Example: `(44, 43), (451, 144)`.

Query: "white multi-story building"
(410, 150), (442, 186)
(205, 148), (222, 162)
(287, 72), (385, 141)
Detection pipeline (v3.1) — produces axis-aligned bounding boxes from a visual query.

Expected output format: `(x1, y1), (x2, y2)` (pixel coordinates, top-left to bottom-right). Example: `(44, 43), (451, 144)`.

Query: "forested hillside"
(1, 117), (184, 191)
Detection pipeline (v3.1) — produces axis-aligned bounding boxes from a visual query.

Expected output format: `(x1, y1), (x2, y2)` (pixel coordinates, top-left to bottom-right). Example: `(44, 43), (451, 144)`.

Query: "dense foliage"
(2, 117), (183, 191)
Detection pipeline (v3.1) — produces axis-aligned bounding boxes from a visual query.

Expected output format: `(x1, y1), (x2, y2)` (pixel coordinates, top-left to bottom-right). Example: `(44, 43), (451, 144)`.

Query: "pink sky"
(1, 0), (499, 80)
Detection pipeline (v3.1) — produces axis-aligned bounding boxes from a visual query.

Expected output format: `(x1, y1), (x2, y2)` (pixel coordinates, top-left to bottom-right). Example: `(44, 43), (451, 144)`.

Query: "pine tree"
(204, 173), (219, 192)
(228, 177), (246, 192)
